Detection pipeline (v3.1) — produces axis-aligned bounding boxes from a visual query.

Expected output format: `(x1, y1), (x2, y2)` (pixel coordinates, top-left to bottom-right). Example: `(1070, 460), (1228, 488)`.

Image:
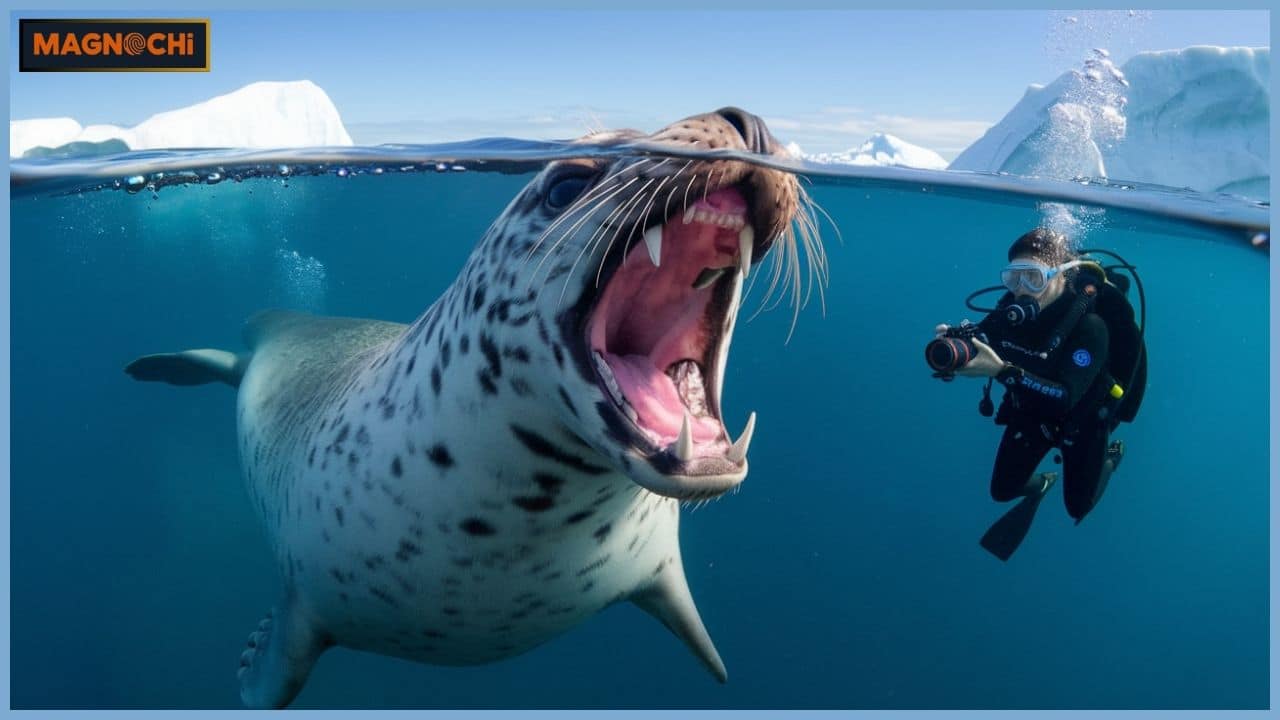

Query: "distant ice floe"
(10, 80), (353, 158)
(794, 132), (949, 170)
(950, 46), (1270, 199)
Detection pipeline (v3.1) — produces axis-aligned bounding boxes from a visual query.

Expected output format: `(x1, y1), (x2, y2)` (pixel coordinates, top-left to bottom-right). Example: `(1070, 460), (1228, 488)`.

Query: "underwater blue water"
(8, 151), (1269, 709)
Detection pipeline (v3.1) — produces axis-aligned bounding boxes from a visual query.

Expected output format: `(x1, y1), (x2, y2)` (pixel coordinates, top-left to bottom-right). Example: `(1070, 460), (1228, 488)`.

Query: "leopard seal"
(125, 107), (822, 708)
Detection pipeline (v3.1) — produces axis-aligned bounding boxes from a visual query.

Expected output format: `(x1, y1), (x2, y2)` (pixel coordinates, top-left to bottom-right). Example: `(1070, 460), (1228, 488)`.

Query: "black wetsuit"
(979, 280), (1115, 521)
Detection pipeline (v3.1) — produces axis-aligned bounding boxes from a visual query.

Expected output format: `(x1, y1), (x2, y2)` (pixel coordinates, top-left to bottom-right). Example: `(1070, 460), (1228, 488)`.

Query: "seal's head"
(495, 108), (822, 501)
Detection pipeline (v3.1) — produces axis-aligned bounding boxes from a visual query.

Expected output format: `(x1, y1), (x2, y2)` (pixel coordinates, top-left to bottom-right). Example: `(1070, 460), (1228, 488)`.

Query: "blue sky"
(8, 9), (1270, 158)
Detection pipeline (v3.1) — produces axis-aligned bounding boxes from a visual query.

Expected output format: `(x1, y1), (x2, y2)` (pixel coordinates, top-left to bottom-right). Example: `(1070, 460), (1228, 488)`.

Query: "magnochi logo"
(31, 30), (196, 57)
(19, 19), (209, 72)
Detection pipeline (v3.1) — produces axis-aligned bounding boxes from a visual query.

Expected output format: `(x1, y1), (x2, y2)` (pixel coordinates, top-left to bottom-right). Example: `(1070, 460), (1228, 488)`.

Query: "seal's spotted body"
(126, 108), (820, 708)
(237, 309), (681, 668)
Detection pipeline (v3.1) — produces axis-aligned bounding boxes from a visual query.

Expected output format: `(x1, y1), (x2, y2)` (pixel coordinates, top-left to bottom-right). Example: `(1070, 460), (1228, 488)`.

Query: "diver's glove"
(954, 338), (1005, 378)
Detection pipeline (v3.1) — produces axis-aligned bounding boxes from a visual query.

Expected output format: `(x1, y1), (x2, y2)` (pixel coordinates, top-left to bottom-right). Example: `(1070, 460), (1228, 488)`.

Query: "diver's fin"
(980, 472), (1058, 562)
(631, 556), (727, 683)
(124, 349), (246, 387)
(237, 596), (329, 709)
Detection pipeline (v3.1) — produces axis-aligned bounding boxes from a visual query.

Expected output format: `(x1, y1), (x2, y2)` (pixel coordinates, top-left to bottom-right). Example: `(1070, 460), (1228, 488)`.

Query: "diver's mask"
(1001, 259), (1085, 295)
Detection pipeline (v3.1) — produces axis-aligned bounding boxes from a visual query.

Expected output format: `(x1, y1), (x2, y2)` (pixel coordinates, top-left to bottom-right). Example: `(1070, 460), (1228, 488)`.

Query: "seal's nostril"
(715, 107), (752, 142)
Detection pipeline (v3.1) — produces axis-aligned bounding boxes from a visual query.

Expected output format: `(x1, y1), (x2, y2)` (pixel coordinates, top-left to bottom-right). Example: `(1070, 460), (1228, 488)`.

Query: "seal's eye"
(546, 175), (590, 212)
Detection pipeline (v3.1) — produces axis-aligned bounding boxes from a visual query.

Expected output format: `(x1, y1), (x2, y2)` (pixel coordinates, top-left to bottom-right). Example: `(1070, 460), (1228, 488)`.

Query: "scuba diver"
(925, 228), (1147, 560)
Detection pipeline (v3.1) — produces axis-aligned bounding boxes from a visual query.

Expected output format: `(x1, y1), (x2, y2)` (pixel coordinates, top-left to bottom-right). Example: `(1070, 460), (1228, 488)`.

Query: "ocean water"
(9, 146), (1269, 709)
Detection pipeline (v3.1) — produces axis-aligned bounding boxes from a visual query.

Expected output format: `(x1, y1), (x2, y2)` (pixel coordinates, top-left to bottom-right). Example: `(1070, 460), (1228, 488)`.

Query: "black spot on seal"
(565, 510), (593, 525)
(513, 496), (554, 512)
(509, 425), (608, 475)
(460, 518), (496, 536)
(428, 444), (454, 468)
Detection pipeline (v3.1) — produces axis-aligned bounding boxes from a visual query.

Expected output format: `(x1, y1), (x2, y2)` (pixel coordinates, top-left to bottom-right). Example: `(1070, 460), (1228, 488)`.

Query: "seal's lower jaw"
(584, 187), (759, 501)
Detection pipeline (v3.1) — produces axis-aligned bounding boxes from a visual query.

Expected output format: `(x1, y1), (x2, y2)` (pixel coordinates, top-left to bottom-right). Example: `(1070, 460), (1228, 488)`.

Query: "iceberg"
(794, 133), (949, 170)
(950, 46), (1270, 199)
(10, 80), (353, 157)
(9, 117), (83, 158)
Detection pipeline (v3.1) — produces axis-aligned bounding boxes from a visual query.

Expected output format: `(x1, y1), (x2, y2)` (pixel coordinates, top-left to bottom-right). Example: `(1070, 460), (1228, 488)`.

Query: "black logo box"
(19, 19), (209, 72)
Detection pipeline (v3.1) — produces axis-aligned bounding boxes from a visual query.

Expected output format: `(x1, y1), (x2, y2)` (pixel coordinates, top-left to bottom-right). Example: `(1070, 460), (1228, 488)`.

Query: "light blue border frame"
(1, 2), (1273, 717)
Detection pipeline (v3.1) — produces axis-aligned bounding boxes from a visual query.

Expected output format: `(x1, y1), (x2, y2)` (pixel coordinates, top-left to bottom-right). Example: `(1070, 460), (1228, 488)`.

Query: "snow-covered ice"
(10, 80), (353, 157)
(792, 133), (948, 170)
(950, 46), (1269, 199)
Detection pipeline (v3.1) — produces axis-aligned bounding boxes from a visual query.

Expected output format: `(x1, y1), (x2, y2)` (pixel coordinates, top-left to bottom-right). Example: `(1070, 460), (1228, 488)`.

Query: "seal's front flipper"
(980, 472), (1058, 562)
(631, 556), (727, 683)
(125, 349), (245, 387)
(238, 598), (329, 709)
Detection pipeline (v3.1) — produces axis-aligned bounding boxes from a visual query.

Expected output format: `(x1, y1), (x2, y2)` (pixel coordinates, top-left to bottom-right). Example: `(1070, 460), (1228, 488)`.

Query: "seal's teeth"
(727, 411), (756, 464)
(692, 267), (725, 290)
(593, 350), (624, 406)
(674, 412), (694, 462)
(643, 224), (662, 267)
(738, 226), (754, 279)
(683, 206), (697, 225)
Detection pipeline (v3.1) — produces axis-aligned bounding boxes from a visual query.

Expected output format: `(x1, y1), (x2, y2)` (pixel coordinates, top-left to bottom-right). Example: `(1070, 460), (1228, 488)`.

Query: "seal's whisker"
(587, 179), (655, 280)
(538, 156), (672, 263)
(798, 188), (833, 296)
(800, 184), (843, 246)
(681, 170), (700, 216)
(522, 178), (625, 275)
(527, 176), (638, 293)
(543, 176), (637, 266)
(660, 162), (694, 222)
(524, 157), (651, 264)
(559, 179), (653, 307)
(526, 185), (622, 290)
(703, 167), (722, 202)
(798, 221), (822, 312)
(525, 157), (653, 255)
(593, 180), (659, 289)
(748, 234), (786, 323)
(614, 172), (673, 276)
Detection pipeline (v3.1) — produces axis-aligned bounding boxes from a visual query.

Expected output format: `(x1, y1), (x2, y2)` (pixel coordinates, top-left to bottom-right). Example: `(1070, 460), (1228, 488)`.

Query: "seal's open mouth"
(582, 184), (763, 497)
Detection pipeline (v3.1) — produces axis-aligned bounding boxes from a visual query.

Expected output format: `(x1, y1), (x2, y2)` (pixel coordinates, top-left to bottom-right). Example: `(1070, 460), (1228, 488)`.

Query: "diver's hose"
(964, 285), (1007, 314)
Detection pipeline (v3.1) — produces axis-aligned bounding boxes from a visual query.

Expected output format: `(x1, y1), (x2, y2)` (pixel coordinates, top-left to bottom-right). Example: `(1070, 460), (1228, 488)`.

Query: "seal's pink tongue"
(605, 353), (720, 442)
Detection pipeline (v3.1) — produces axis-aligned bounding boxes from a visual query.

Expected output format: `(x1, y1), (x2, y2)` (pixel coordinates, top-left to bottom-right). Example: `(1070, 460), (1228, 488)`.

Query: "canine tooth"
(738, 225), (754, 278)
(643, 225), (662, 267)
(683, 206), (697, 224)
(674, 412), (694, 462)
(727, 411), (756, 464)
(692, 267), (725, 290)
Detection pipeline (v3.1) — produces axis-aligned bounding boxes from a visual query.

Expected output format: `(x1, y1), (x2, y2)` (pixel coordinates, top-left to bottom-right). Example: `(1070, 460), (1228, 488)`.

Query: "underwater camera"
(925, 321), (988, 375)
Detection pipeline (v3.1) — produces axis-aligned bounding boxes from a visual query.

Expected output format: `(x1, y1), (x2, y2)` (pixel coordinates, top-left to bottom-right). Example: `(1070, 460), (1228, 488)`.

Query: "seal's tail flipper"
(124, 349), (245, 388)
(631, 555), (728, 683)
(238, 598), (329, 709)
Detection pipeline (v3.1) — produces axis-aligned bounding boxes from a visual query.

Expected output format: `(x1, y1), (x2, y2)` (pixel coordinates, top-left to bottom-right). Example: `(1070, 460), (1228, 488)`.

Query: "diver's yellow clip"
(1109, 383), (1125, 399)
